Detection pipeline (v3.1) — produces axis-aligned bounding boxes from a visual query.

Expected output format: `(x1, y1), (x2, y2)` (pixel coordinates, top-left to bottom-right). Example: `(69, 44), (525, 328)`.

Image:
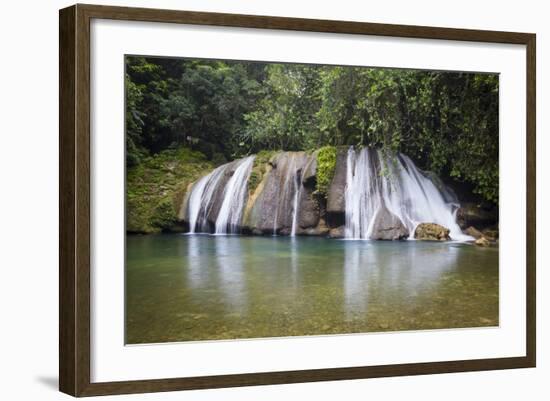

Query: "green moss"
(248, 150), (279, 193)
(315, 146), (337, 197)
(126, 147), (214, 233)
(150, 196), (176, 228)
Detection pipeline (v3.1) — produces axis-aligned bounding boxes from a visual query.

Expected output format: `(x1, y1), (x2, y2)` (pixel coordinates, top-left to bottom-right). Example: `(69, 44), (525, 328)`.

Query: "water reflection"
(126, 235), (498, 343)
(343, 241), (458, 319)
(214, 236), (248, 314)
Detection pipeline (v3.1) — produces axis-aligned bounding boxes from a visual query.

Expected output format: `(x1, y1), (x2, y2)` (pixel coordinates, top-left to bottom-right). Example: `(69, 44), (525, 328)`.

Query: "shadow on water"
(126, 234), (498, 344)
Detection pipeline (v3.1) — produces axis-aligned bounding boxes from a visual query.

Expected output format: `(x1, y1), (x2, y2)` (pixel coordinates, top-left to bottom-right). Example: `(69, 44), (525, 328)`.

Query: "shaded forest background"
(126, 56), (499, 203)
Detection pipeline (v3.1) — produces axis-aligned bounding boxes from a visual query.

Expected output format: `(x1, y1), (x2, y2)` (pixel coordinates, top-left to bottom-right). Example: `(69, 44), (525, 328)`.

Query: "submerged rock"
(414, 223), (451, 241)
(369, 205), (409, 240)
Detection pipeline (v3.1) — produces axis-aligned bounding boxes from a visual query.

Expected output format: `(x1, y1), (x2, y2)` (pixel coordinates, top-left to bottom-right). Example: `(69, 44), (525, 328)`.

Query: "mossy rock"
(315, 146), (337, 198)
(248, 150), (279, 193)
(126, 147), (214, 233)
(414, 223), (450, 241)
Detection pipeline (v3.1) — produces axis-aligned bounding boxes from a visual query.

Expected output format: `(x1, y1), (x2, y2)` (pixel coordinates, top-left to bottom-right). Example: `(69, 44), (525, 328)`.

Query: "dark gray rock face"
(245, 152), (314, 234)
(301, 154), (317, 189)
(204, 166), (235, 227)
(244, 161), (282, 234)
(456, 202), (498, 229)
(326, 148), (348, 227)
(369, 205), (409, 240)
(464, 226), (483, 239)
(298, 189), (320, 229)
(327, 149), (347, 214)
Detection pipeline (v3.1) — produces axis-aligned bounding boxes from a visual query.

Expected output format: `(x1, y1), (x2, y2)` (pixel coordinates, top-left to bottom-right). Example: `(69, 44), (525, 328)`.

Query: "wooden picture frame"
(59, 3), (536, 397)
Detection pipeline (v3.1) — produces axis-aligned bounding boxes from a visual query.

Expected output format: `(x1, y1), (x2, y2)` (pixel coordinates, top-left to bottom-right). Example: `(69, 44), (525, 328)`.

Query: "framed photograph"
(59, 4), (536, 397)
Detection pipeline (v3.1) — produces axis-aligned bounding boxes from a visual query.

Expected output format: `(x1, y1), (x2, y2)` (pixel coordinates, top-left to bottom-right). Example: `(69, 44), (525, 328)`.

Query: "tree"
(125, 56), (499, 203)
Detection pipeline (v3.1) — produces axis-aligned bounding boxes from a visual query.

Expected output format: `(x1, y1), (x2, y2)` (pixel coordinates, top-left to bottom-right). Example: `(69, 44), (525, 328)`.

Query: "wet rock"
(328, 226), (345, 239)
(326, 149), (348, 214)
(301, 153), (318, 188)
(464, 226), (483, 239)
(475, 237), (491, 247)
(414, 223), (450, 241)
(297, 218), (330, 236)
(422, 170), (459, 205)
(244, 152), (313, 235)
(456, 202), (498, 229)
(482, 228), (499, 240)
(204, 161), (239, 226)
(370, 205), (409, 240)
(242, 161), (279, 233)
(279, 227), (292, 236)
(298, 190), (320, 229)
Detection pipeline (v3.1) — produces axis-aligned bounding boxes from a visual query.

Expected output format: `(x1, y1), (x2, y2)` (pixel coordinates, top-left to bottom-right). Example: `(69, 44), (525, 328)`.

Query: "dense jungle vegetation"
(126, 56), (499, 204)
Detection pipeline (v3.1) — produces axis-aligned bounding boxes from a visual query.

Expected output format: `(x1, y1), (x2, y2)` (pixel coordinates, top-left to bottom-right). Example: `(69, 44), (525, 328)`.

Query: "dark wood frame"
(59, 3), (536, 397)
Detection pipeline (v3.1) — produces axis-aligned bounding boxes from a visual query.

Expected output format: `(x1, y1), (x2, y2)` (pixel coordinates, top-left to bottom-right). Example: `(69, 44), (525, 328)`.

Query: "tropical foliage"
(126, 57), (498, 203)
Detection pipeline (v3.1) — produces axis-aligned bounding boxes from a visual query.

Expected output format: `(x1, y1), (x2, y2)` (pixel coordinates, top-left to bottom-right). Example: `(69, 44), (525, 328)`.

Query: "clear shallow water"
(126, 235), (498, 344)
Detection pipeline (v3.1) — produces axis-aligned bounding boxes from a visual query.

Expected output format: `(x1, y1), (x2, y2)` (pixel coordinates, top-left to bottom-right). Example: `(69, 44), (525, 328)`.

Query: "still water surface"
(126, 234), (498, 344)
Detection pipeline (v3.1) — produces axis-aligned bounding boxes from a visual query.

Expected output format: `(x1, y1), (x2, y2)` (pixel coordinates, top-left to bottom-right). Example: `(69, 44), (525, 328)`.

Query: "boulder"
(464, 226), (483, 239)
(414, 223), (450, 241)
(482, 228), (499, 240)
(475, 237), (491, 247)
(369, 205), (409, 240)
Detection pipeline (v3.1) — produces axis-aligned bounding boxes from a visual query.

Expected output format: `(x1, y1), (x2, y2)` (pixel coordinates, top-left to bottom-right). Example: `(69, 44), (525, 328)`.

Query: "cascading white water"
(344, 148), (382, 239)
(186, 175), (209, 234)
(215, 156), (255, 234)
(344, 147), (470, 241)
(186, 163), (228, 233)
(270, 153), (308, 236)
(290, 172), (301, 237)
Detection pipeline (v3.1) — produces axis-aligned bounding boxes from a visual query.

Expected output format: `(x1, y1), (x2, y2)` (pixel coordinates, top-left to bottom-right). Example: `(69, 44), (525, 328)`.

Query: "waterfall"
(215, 156), (255, 234)
(185, 149), (468, 240)
(270, 153), (309, 236)
(290, 171), (301, 237)
(186, 175), (209, 234)
(344, 147), (469, 241)
(344, 148), (382, 239)
(186, 156), (253, 234)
